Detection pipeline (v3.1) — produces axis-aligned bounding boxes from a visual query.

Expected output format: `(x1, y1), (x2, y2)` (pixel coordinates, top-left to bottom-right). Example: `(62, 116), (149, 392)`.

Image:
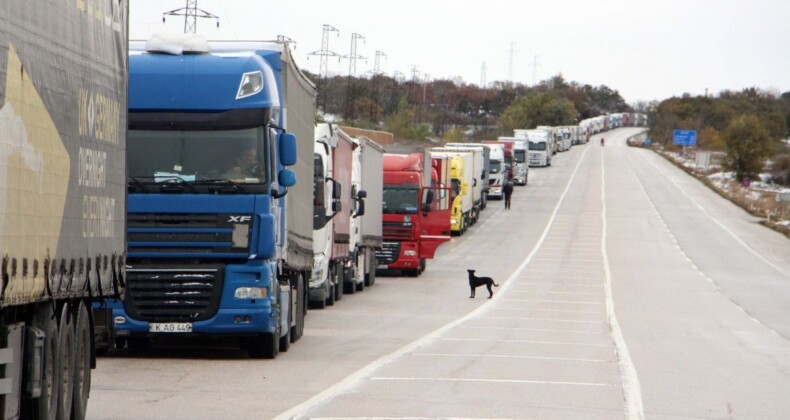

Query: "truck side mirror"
(279, 132), (297, 166)
(332, 182), (341, 200)
(354, 197), (365, 217)
(278, 168), (296, 187)
(356, 190), (367, 199)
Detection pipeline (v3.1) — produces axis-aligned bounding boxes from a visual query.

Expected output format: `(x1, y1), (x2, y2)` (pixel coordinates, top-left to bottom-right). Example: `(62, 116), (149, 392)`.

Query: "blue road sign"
(673, 130), (697, 146)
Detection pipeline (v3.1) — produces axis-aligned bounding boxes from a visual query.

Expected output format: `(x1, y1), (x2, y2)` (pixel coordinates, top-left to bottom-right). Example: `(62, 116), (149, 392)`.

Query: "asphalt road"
(88, 128), (790, 419)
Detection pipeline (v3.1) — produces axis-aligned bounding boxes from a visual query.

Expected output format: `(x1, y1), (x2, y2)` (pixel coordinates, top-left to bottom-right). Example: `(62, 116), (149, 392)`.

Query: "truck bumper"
(487, 186), (503, 199)
(113, 261), (280, 336)
(111, 304), (278, 336)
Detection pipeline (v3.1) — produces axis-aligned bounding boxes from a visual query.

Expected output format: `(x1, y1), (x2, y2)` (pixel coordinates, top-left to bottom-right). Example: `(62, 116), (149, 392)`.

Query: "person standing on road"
(503, 180), (514, 209)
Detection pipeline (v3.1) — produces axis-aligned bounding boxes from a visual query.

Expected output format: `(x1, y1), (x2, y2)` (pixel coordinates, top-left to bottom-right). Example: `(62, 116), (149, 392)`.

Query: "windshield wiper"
(128, 175), (147, 192)
(151, 176), (198, 193)
(194, 177), (248, 194)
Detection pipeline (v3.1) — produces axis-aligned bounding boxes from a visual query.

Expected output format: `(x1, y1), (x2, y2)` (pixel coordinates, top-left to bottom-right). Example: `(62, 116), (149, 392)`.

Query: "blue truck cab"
(111, 36), (314, 358)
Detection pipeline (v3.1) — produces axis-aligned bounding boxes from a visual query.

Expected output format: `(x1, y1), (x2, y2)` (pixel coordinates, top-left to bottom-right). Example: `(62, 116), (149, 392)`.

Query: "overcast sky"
(130, 0), (789, 103)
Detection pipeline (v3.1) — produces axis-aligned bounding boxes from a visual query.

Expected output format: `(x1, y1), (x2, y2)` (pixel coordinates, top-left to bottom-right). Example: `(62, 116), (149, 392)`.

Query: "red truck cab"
(376, 153), (451, 276)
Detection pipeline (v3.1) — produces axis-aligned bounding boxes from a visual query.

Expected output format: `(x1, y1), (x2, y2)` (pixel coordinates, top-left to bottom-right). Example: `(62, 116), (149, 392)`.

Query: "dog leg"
(470, 286), (475, 298)
(487, 283), (493, 298)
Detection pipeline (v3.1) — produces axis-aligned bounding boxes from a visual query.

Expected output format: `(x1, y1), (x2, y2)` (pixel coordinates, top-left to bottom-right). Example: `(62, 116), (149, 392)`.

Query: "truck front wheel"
(27, 304), (60, 420)
(72, 301), (91, 420)
(57, 303), (76, 420)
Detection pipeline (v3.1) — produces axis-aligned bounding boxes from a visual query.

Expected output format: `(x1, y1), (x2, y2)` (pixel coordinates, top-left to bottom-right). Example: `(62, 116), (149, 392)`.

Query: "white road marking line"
(274, 146), (592, 420)
(640, 151), (789, 277)
(412, 352), (607, 363)
(440, 337), (609, 347)
(630, 152), (783, 339)
(459, 325), (604, 335)
(478, 316), (604, 324)
(509, 290), (599, 296)
(602, 150), (644, 420)
(533, 300), (603, 305)
(493, 307), (602, 314)
(371, 377), (609, 387)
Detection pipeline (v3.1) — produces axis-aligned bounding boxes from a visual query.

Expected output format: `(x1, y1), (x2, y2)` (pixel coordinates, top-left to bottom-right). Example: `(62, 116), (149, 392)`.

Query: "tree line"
(310, 70), (790, 185)
(647, 89), (790, 183)
(307, 71), (630, 142)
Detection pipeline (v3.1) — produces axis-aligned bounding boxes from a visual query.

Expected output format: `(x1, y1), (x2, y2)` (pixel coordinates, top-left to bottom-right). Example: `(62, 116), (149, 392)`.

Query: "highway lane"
(88, 128), (790, 419)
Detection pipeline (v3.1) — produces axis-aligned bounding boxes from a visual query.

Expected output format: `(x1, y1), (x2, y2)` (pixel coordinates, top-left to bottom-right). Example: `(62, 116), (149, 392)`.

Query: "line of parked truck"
(0, 6), (650, 413)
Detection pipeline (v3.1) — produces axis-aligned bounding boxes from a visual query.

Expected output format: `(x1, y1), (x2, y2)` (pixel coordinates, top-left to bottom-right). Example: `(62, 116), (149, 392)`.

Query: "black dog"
(468, 269), (499, 299)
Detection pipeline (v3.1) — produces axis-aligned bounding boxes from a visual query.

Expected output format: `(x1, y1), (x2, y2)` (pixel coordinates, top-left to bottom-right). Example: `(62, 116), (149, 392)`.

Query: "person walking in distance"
(503, 180), (514, 209)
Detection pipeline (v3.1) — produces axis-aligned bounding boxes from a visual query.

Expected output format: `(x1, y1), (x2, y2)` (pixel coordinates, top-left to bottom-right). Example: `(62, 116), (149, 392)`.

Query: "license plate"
(149, 323), (193, 333)
(378, 264), (389, 270)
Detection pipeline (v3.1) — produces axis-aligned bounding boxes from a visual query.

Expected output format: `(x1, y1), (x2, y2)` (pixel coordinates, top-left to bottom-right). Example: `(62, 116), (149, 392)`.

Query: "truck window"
(490, 161), (502, 174)
(514, 150), (526, 163)
(128, 127), (268, 185)
(382, 185), (419, 214)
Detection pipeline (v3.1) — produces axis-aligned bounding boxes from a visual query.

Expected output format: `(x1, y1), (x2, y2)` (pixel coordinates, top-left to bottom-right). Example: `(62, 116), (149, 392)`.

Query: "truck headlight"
(236, 71), (263, 99)
(451, 219), (459, 225)
(235, 287), (267, 299)
(404, 250), (417, 256)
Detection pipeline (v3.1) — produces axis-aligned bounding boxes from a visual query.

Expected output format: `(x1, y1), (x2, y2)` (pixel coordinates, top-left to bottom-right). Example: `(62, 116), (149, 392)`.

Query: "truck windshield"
(128, 128), (269, 191)
(383, 186), (420, 214)
(514, 150), (526, 163)
(529, 142), (547, 151)
(490, 161), (502, 174)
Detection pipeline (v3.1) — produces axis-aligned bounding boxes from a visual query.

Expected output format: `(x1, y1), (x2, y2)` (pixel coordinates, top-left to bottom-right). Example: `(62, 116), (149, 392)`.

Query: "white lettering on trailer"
(82, 195), (115, 238)
(78, 147), (106, 188)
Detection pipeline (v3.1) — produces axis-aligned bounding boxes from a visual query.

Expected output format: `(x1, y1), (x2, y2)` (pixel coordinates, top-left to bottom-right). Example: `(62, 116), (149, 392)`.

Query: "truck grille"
(124, 265), (223, 322)
(128, 213), (250, 257)
(383, 221), (413, 241)
(375, 242), (401, 265)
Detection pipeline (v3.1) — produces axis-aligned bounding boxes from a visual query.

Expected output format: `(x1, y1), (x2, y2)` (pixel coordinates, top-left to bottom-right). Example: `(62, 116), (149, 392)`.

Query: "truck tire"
(57, 303), (76, 420)
(343, 267), (356, 294)
(247, 330), (278, 359)
(72, 301), (91, 420)
(326, 282), (335, 306)
(291, 274), (305, 342)
(247, 290), (280, 359)
(279, 298), (291, 353)
(28, 304), (60, 420)
(365, 258), (376, 287)
(334, 266), (344, 301)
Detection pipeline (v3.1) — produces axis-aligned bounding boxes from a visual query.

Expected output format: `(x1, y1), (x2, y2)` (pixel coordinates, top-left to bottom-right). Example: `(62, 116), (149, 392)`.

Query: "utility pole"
(371, 51), (387, 122)
(307, 24), (340, 113)
(162, 0), (219, 34)
(343, 33), (366, 120)
(373, 50), (387, 75)
(531, 55), (540, 86)
(277, 35), (296, 46)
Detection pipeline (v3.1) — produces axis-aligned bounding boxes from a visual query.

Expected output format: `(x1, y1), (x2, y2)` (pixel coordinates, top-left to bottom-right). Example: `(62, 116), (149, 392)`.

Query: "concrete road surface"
(89, 128), (790, 419)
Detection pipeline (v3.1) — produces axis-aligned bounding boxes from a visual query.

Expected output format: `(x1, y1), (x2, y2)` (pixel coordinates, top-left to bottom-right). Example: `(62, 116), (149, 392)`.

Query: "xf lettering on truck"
(83, 195), (115, 238)
(79, 88), (121, 144)
(228, 216), (252, 223)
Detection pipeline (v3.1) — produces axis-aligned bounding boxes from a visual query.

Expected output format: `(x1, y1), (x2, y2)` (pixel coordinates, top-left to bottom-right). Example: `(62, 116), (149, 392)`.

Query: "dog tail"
(493, 282), (499, 287)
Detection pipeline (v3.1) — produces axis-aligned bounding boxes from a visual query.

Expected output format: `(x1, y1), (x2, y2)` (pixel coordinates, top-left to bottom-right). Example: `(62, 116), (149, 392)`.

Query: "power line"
(307, 24), (341, 112)
(343, 33), (366, 119)
(162, 0), (219, 34)
(344, 33), (366, 76)
(373, 50), (387, 75)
